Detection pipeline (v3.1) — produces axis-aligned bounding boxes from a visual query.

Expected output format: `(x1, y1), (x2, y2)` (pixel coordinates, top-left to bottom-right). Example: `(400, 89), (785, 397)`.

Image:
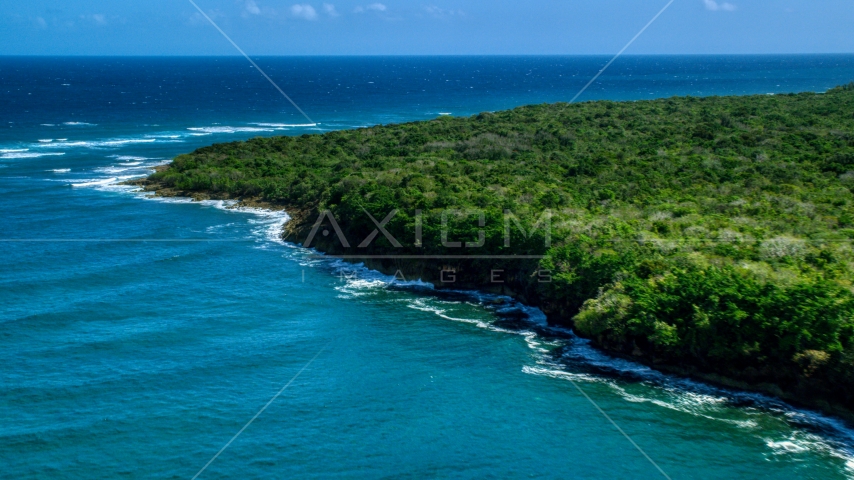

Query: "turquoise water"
(3, 56), (854, 479)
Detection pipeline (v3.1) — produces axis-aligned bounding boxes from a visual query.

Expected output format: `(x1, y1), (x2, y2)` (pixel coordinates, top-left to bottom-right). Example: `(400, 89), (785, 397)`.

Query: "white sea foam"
(63, 122), (96, 126)
(522, 331), (550, 353)
(95, 166), (145, 174)
(33, 138), (157, 149)
(324, 259), (433, 299)
(611, 383), (760, 428)
(250, 123), (317, 128)
(0, 149), (28, 153)
(559, 337), (657, 378)
(336, 278), (393, 298)
(766, 439), (809, 454)
(95, 139), (157, 147)
(522, 365), (611, 385)
(189, 200), (291, 245)
(38, 139), (53, 143)
(205, 222), (239, 234)
(71, 178), (118, 187)
(406, 297), (492, 328)
(523, 338), (854, 467)
(765, 432), (854, 471)
(49, 169), (71, 173)
(1, 152), (65, 159)
(187, 126), (275, 134)
(33, 141), (90, 148)
(526, 361), (756, 429)
(140, 195), (196, 205)
(69, 174), (141, 192)
(129, 195), (291, 245)
(144, 134), (184, 139)
(551, 331), (854, 445)
(110, 155), (151, 161)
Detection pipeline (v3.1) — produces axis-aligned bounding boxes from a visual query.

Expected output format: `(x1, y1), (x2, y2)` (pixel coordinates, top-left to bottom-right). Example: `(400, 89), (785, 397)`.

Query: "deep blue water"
(3, 55), (854, 479)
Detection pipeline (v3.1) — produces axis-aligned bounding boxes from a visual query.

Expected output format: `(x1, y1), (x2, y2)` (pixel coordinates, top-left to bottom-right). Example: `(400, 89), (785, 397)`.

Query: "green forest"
(145, 83), (854, 414)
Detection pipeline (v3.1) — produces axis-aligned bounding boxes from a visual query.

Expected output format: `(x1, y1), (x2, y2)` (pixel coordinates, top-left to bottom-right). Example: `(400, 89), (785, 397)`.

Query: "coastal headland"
(133, 84), (854, 421)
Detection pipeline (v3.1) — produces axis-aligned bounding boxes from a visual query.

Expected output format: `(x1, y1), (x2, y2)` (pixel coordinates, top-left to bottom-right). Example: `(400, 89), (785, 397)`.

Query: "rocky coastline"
(128, 172), (854, 424)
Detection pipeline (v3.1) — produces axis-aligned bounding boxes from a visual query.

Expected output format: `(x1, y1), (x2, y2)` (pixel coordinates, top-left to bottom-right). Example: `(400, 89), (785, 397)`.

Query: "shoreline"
(130, 87), (854, 425)
(127, 173), (854, 425)
(345, 245), (854, 425)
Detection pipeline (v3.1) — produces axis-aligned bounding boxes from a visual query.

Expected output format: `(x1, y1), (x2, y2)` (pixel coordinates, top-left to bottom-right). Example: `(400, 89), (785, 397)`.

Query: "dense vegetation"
(147, 84), (854, 414)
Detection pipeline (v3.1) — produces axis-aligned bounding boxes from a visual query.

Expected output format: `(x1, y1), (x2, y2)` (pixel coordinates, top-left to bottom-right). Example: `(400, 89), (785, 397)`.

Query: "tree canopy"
(147, 83), (854, 413)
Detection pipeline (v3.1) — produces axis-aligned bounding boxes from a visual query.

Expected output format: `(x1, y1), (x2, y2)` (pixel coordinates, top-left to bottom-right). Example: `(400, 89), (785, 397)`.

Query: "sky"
(1, 0), (853, 56)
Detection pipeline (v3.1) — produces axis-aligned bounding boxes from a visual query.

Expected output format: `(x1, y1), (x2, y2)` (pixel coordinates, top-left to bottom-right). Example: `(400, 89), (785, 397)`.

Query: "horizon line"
(2, 52), (854, 58)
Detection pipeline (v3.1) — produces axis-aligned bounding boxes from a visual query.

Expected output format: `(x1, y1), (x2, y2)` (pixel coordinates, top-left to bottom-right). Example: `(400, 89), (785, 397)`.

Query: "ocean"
(2, 55), (854, 479)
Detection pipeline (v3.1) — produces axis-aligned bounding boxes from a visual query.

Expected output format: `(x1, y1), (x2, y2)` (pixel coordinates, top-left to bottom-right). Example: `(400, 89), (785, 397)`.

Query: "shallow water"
(2, 56), (854, 479)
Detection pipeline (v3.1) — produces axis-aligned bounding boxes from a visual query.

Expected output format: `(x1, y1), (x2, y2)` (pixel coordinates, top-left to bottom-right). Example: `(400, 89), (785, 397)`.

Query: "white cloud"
(704, 0), (736, 11)
(291, 4), (318, 20)
(323, 3), (339, 16)
(355, 3), (386, 13)
(79, 14), (108, 25)
(424, 5), (464, 18)
(35, 16), (47, 29)
(244, 0), (261, 15)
